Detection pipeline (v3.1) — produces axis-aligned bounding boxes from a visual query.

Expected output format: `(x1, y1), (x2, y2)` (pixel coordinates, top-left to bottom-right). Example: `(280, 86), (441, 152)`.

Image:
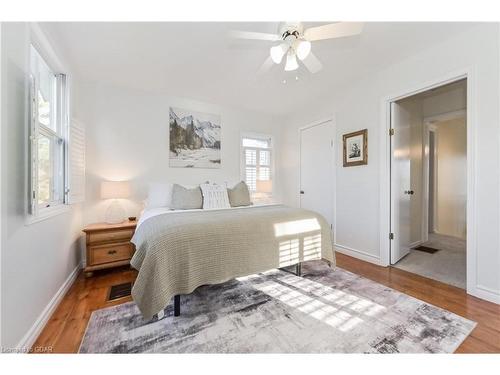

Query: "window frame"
(240, 132), (274, 197)
(27, 27), (71, 224)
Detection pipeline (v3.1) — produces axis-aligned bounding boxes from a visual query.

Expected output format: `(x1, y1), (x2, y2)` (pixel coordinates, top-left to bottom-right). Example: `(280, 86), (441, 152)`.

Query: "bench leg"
(296, 262), (302, 277)
(174, 295), (180, 316)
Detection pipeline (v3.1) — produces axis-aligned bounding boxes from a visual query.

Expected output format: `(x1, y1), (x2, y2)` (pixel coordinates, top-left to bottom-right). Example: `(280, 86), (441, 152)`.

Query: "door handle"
(300, 190), (304, 194)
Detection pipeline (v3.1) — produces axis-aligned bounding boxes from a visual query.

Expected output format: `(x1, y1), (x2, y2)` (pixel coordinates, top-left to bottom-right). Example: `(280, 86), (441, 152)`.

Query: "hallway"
(394, 233), (466, 289)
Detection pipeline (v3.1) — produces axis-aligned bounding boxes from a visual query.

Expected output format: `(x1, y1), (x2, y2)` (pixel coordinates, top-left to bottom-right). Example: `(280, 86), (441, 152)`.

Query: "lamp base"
(105, 200), (126, 224)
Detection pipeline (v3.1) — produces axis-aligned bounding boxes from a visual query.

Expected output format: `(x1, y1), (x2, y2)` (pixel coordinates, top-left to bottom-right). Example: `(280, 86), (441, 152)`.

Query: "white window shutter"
(67, 119), (85, 204)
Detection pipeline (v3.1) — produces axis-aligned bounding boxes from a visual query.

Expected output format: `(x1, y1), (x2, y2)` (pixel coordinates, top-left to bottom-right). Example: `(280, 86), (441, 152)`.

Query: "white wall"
(435, 117), (467, 239)
(280, 23), (500, 303)
(74, 83), (284, 225)
(0, 23), (83, 349)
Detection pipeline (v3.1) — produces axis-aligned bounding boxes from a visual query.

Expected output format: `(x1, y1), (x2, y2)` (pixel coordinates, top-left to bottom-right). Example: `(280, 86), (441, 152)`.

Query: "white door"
(300, 121), (334, 227)
(391, 102), (412, 263)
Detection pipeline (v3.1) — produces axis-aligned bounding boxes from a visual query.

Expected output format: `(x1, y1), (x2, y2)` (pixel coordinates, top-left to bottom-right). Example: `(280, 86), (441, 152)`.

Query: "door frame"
(422, 121), (438, 242)
(298, 117), (336, 239)
(379, 68), (476, 296)
(421, 110), (466, 243)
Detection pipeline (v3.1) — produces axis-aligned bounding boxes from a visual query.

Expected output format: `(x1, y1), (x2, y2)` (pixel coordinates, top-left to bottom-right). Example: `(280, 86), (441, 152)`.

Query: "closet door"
(299, 120), (334, 227)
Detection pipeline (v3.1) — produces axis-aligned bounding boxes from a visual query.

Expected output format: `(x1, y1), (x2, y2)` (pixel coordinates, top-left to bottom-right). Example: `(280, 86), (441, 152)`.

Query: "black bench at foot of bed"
(172, 262), (303, 317)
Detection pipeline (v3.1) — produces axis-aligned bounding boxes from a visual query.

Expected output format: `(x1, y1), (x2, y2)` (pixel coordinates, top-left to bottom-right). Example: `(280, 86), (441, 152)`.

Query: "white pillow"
(144, 182), (173, 209)
(199, 183), (230, 209)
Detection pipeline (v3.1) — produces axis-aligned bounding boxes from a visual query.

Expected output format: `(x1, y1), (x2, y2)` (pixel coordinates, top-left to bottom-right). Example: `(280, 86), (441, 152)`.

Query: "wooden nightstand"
(82, 220), (137, 277)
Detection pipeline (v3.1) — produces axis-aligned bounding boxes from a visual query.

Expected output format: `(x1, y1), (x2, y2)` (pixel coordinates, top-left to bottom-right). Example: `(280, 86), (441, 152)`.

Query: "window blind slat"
(67, 119), (86, 204)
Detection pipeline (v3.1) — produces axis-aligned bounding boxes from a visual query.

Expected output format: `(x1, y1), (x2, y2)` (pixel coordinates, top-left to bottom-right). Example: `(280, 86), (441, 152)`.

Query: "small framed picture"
(343, 129), (368, 167)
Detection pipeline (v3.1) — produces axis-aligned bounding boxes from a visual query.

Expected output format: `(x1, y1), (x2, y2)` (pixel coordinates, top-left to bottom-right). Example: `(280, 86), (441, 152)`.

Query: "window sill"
(25, 204), (71, 226)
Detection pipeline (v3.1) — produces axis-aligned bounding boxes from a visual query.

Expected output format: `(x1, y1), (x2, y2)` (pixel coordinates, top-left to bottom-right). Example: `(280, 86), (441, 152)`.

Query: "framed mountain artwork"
(169, 107), (221, 168)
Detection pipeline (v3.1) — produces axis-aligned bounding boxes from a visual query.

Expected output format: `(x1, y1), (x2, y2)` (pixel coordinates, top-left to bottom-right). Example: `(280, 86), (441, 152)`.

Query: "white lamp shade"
(256, 179), (272, 194)
(296, 40), (311, 61)
(101, 181), (130, 199)
(284, 52), (299, 71)
(270, 43), (288, 64)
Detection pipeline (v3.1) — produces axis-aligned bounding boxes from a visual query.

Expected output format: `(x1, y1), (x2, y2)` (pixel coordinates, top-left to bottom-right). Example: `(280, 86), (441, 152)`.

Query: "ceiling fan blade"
(304, 22), (364, 41)
(257, 56), (275, 76)
(301, 51), (323, 74)
(230, 30), (280, 42)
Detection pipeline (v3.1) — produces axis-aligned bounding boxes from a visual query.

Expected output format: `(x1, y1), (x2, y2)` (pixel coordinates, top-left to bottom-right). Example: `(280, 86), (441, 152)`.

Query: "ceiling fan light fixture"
(296, 40), (311, 61)
(270, 43), (288, 64)
(284, 51), (298, 71)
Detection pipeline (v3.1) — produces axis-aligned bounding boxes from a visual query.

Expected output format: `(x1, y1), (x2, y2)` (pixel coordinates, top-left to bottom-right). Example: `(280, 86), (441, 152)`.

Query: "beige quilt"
(130, 204), (335, 319)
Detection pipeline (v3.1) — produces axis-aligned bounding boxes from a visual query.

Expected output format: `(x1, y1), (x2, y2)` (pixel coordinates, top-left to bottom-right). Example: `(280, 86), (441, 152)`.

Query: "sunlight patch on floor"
(252, 277), (376, 332)
(275, 273), (386, 318)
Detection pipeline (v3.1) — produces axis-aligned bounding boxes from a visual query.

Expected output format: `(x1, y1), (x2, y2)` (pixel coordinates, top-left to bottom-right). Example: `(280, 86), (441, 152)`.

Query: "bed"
(130, 204), (335, 320)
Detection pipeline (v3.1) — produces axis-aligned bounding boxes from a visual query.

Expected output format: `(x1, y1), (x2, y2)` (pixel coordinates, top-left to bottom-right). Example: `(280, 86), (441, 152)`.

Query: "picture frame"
(169, 107), (221, 168)
(343, 129), (368, 167)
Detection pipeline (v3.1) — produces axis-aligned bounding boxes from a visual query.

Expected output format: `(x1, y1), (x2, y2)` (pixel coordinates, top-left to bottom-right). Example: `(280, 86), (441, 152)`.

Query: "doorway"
(389, 79), (468, 289)
(299, 119), (334, 229)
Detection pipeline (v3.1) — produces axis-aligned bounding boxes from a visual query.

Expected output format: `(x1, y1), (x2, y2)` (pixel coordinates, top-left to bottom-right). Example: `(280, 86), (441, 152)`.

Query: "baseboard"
(334, 243), (383, 266)
(409, 240), (422, 248)
(16, 262), (82, 350)
(469, 285), (500, 304)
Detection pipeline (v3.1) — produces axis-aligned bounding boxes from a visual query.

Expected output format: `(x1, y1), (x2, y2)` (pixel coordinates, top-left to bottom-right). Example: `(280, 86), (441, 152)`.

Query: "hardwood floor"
(33, 266), (137, 353)
(33, 253), (500, 353)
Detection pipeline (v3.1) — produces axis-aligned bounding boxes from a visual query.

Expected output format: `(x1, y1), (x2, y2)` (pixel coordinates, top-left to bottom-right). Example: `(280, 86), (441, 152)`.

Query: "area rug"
(79, 261), (476, 353)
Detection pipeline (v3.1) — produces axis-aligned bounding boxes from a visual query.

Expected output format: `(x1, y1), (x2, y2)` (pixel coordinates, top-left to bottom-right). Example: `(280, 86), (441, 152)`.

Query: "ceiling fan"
(231, 22), (363, 75)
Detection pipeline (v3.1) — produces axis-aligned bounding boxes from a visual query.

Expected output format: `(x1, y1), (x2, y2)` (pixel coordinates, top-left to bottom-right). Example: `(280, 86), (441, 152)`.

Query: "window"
(241, 135), (273, 198)
(29, 45), (69, 217)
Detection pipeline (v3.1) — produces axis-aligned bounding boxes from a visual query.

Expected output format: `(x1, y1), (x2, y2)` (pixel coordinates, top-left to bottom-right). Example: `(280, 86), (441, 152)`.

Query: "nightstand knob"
(108, 250), (117, 255)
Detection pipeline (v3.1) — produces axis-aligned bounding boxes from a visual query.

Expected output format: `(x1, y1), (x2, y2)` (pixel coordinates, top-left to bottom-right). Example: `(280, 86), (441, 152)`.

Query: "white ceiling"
(45, 22), (477, 116)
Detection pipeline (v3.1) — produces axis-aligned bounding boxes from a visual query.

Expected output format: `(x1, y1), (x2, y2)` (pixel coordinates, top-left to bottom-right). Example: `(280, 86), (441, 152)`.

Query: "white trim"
(421, 123), (438, 243)
(498, 22), (500, 306)
(409, 240), (423, 249)
(379, 67), (480, 301)
(0, 22), (3, 347)
(298, 117), (336, 239)
(334, 244), (383, 266)
(473, 285), (500, 304)
(25, 204), (71, 226)
(379, 98), (392, 266)
(16, 262), (82, 351)
(298, 117), (333, 132)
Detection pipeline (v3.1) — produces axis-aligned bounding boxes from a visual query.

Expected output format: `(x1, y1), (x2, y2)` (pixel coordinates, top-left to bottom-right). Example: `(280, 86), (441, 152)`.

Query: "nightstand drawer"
(88, 229), (135, 244)
(89, 243), (134, 265)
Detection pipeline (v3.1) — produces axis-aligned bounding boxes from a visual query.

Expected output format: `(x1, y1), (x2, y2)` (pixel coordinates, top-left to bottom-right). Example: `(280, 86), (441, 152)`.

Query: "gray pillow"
(227, 181), (252, 207)
(171, 184), (203, 210)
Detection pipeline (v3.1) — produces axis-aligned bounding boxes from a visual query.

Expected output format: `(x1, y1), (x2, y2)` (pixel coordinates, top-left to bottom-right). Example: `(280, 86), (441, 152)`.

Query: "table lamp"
(256, 179), (272, 195)
(101, 181), (130, 224)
